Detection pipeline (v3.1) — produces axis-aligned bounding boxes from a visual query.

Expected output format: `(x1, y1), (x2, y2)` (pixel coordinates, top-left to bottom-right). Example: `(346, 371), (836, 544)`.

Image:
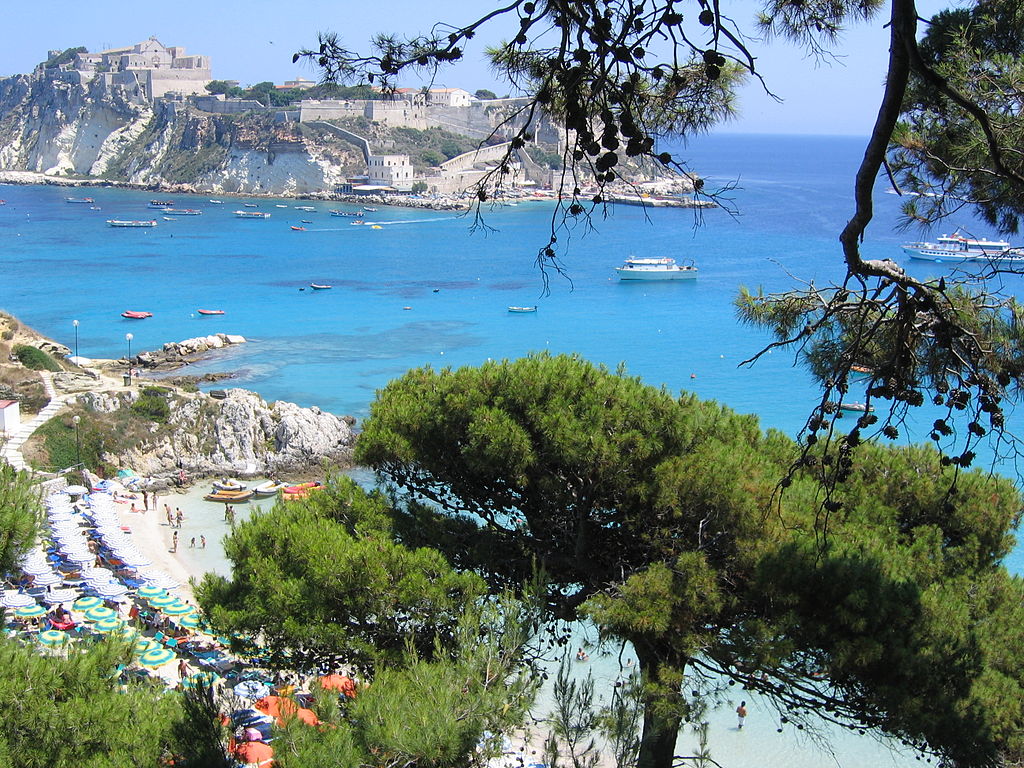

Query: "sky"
(1, 0), (954, 136)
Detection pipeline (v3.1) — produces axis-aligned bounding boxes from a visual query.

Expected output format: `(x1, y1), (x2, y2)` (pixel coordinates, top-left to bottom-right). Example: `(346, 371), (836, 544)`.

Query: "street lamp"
(72, 414), (81, 467)
(72, 319), (79, 360)
(125, 333), (133, 382)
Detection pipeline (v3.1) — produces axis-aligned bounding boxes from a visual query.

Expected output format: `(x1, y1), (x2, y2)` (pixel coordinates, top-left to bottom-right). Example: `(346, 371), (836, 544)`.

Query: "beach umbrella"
(64, 485), (89, 495)
(181, 670), (219, 690)
(115, 625), (141, 641)
(92, 616), (125, 633)
(42, 588), (79, 605)
(233, 741), (273, 767)
(147, 593), (177, 608)
(37, 630), (69, 647)
(92, 583), (129, 599)
(73, 596), (103, 611)
(83, 605), (117, 622)
(137, 586), (167, 600)
(233, 680), (272, 700)
(175, 613), (201, 629)
(277, 707), (320, 727)
(138, 647), (176, 668)
(31, 571), (63, 587)
(254, 695), (297, 718)
(161, 602), (196, 616)
(2, 591), (36, 608)
(320, 673), (358, 697)
(14, 604), (47, 619)
(133, 637), (160, 655)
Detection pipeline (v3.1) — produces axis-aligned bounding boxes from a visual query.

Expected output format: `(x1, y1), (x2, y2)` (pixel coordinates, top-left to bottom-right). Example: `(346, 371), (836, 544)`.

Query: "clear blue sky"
(1, 0), (952, 136)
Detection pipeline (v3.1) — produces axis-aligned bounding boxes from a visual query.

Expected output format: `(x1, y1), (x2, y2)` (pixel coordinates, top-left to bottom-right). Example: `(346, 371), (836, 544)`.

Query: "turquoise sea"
(2, 133), (1022, 766)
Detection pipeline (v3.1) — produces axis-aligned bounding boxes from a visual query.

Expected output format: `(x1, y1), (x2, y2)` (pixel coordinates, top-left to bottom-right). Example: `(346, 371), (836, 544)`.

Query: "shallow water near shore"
(3, 133), (1023, 766)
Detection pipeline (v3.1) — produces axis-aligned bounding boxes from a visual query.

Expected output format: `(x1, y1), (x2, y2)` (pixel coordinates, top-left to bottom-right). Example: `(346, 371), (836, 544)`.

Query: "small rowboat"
(212, 478), (246, 491)
(282, 481), (323, 501)
(197, 309), (225, 316)
(252, 480), (290, 497)
(290, 226), (306, 231)
(121, 310), (153, 319)
(508, 306), (538, 313)
(310, 283), (332, 290)
(204, 489), (254, 503)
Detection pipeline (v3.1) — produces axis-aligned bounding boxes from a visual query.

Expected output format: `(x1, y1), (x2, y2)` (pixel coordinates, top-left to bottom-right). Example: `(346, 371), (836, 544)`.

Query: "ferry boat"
(615, 257), (698, 280)
(148, 200), (174, 208)
(160, 208), (202, 216)
(234, 210), (271, 219)
(107, 220), (158, 228)
(902, 231), (1012, 261)
(65, 197), (94, 204)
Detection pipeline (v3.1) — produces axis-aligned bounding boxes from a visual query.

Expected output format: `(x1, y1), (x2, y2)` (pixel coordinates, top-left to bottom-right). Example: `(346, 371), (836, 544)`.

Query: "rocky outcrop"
(73, 387), (355, 479)
(134, 332), (247, 371)
(0, 72), (363, 195)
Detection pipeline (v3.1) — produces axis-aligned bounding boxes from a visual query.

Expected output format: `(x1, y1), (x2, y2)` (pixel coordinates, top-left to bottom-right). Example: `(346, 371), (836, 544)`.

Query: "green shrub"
(131, 392), (171, 423)
(12, 344), (61, 372)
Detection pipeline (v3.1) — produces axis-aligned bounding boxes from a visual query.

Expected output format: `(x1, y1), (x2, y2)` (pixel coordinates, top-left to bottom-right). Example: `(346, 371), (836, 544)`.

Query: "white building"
(427, 88), (472, 107)
(0, 400), (20, 434)
(367, 154), (415, 190)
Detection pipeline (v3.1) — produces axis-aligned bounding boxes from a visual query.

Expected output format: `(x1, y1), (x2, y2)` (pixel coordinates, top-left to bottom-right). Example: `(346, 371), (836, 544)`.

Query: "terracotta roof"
(0, 400), (18, 409)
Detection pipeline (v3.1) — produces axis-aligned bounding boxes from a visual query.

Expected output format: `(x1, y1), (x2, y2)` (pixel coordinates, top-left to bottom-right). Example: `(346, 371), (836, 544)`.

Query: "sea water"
(1, 134), (1020, 766)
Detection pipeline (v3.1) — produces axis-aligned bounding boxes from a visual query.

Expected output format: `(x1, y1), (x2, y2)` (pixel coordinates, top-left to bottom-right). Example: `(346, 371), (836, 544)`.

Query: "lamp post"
(72, 414), (81, 468)
(72, 319), (79, 360)
(125, 333), (133, 383)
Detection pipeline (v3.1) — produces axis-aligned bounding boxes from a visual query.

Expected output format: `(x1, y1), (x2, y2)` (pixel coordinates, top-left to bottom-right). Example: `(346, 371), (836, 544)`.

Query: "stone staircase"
(1, 372), (67, 472)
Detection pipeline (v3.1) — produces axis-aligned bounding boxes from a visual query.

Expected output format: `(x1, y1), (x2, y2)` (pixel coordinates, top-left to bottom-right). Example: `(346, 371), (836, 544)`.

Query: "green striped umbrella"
(38, 629), (69, 646)
(133, 637), (160, 655)
(138, 647), (175, 668)
(84, 606), (117, 622)
(147, 594), (177, 608)
(92, 616), (125, 633)
(14, 604), (47, 619)
(176, 613), (201, 629)
(161, 602), (195, 616)
(137, 586), (167, 600)
(181, 670), (219, 689)
(73, 596), (103, 611)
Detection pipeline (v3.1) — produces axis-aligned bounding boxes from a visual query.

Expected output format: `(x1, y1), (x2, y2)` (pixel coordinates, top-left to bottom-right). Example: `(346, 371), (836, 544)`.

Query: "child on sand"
(736, 701), (747, 730)
(171, 530), (178, 553)
(200, 535), (206, 549)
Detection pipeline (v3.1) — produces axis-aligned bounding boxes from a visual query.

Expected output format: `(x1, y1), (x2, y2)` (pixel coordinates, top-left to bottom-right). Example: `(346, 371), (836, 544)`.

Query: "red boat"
(290, 226), (306, 231)
(197, 309), (225, 315)
(121, 311), (153, 319)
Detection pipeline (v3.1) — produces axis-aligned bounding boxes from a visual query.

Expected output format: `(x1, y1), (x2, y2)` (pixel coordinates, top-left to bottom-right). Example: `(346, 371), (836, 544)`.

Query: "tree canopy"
(355, 352), (1024, 768)
(298, 0), (1024, 481)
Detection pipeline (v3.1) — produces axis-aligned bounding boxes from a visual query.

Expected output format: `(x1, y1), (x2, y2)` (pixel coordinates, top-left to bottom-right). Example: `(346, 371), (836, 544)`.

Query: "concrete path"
(1, 372), (68, 472)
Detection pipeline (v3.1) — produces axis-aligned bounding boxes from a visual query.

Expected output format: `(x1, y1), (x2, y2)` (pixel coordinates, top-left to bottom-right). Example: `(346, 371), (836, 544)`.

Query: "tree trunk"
(634, 641), (686, 768)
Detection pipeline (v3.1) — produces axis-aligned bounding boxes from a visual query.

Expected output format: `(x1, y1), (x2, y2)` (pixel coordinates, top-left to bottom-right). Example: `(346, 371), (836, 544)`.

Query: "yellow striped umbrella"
(147, 594), (177, 608)
(92, 616), (125, 633)
(161, 602), (195, 616)
(133, 637), (160, 655)
(15, 604), (47, 619)
(38, 629), (69, 646)
(84, 606), (116, 622)
(181, 670), (219, 690)
(138, 647), (175, 668)
(176, 613), (201, 629)
(137, 586), (167, 600)
(73, 596), (103, 611)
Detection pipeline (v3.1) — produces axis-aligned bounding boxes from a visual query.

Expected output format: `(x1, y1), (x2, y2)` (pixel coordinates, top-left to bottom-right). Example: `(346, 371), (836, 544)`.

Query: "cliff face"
(0, 73), (363, 195)
(73, 387), (356, 480)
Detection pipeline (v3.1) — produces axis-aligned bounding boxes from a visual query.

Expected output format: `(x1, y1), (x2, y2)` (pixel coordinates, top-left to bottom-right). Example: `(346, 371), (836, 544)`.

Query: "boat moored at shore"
(615, 257), (698, 280)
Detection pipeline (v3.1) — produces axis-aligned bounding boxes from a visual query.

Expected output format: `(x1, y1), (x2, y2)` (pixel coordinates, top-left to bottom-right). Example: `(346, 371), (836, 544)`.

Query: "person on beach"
(200, 535), (206, 549)
(130, 503), (137, 514)
(176, 508), (184, 527)
(166, 507), (174, 526)
(178, 658), (189, 680)
(736, 701), (747, 730)
(190, 537), (196, 548)
(171, 530), (178, 552)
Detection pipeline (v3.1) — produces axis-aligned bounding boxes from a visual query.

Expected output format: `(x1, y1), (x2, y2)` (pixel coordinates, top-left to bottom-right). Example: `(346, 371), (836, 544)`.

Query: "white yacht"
(615, 257), (697, 280)
(902, 231), (1011, 261)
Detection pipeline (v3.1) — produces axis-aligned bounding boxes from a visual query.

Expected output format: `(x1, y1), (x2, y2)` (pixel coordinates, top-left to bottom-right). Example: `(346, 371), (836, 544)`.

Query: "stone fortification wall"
(192, 95), (271, 115)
